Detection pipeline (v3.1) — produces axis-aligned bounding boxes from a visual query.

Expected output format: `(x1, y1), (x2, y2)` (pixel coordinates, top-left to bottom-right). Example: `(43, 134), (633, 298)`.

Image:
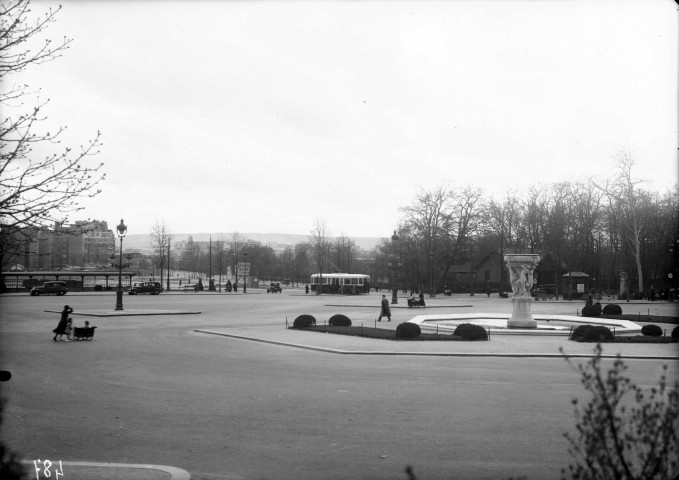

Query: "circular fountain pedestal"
(504, 254), (541, 329)
(509, 297), (538, 328)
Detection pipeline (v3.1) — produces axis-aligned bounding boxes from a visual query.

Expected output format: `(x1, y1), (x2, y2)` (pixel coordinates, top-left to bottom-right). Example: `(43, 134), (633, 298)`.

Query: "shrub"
(602, 303), (622, 315)
(673, 326), (679, 339)
(396, 322), (421, 339)
(453, 323), (488, 341)
(328, 314), (351, 327)
(293, 314), (316, 328)
(571, 325), (593, 340)
(582, 326), (614, 342)
(561, 344), (679, 480)
(94, 284), (103, 291)
(641, 324), (663, 337)
(581, 303), (602, 317)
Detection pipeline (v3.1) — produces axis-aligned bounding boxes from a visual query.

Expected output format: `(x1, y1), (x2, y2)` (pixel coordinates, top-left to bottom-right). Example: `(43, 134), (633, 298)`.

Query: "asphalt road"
(1, 290), (677, 480)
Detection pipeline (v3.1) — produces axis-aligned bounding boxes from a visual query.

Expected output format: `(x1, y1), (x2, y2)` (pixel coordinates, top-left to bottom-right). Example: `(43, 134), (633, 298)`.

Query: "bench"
(182, 285), (198, 292)
(499, 292), (509, 298)
(73, 327), (96, 341)
(408, 299), (426, 308)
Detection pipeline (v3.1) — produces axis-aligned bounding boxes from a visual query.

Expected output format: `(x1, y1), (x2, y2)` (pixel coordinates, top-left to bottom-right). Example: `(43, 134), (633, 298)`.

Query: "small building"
(562, 271), (590, 300)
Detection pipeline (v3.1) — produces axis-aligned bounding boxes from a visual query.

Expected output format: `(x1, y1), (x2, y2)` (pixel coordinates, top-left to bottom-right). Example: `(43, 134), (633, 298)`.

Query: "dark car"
(30, 281), (68, 296)
(267, 282), (282, 293)
(129, 281), (162, 295)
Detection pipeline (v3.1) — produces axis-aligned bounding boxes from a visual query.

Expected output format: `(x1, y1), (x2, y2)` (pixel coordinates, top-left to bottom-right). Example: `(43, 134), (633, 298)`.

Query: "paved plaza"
(1, 289), (677, 480)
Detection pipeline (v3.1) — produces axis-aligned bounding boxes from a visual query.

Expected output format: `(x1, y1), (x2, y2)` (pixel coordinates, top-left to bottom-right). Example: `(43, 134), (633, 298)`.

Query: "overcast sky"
(18, 0), (679, 238)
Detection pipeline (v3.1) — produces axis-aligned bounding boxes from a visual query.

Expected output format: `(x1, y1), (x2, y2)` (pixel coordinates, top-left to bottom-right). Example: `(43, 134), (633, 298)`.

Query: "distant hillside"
(123, 232), (383, 252)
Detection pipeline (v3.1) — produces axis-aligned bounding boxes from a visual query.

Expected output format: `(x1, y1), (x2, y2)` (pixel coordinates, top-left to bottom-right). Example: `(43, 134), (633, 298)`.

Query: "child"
(65, 318), (74, 341)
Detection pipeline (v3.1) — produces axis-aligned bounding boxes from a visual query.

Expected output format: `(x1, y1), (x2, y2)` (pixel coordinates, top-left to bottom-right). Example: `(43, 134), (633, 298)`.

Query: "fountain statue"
(504, 254), (541, 328)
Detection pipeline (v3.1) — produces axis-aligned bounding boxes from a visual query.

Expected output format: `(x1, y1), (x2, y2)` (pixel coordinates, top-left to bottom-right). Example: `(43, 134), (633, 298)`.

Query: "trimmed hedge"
(453, 323), (488, 341)
(571, 325), (593, 340)
(581, 303), (602, 317)
(602, 303), (622, 315)
(571, 325), (614, 342)
(672, 326), (679, 339)
(328, 314), (351, 327)
(396, 322), (421, 339)
(641, 324), (663, 337)
(293, 314), (316, 328)
(583, 326), (614, 342)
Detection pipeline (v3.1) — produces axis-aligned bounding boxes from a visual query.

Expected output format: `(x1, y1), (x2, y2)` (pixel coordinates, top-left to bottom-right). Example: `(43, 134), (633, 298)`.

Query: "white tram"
(309, 273), (371, 294)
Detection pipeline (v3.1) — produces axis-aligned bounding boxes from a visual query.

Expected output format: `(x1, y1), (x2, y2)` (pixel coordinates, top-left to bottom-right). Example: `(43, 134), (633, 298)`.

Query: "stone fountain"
(504, 254), (540, 328)
(407, 251), (641, 336)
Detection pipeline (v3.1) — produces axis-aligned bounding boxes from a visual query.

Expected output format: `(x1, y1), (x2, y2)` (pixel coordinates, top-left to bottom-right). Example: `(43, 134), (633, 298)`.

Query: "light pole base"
(115, 289), (124, 311)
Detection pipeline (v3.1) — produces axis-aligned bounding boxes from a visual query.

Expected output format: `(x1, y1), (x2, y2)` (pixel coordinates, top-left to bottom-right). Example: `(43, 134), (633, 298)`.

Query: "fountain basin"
(408, 313), (642, 336)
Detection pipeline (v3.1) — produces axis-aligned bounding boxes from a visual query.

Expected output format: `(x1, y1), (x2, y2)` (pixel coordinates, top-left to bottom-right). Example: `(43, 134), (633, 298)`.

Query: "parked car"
(267, 282), (282, 293)
(30, 281), (68, 296)
(128, 281), (163, 295)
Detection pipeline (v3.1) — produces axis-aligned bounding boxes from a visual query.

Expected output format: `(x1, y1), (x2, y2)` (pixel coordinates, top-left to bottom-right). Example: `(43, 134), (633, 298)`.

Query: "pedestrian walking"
(52, 305), (73, 341)
(378, 294), (391, 322)
(305, 284), (309, 294)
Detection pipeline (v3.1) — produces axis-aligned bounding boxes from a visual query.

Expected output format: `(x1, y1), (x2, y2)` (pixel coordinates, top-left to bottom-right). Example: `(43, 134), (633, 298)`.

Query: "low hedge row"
(581, 303), (603, 317)
(453, 323), (488, 341)
(328, 314), (352, 327)
(570, 325), (614, 342)
(641, 324), (663, 337)
(602, 303), (622, 315)
(293, 314), (354, 328)
(293, 315), (316, 328)
(396, 322), (421, 339)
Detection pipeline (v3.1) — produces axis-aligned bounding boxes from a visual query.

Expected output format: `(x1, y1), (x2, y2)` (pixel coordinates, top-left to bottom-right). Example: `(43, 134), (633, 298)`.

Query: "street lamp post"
(114, 219), (127, 311)
(429, 251), (435, 298)
(243, 251), (248, 293)
(388, 231), (401, 305)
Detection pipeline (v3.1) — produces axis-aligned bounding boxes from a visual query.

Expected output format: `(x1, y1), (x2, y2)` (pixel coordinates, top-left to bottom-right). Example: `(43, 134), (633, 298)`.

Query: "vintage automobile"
(267, 282), (282, 293)
(128, 281), (163, 295)
(30, 281), (68, 296)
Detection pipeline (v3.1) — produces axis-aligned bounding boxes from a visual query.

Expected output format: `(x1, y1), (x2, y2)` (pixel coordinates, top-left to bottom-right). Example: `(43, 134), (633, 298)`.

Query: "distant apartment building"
(52, 220), (116, 268)
(2, 220), (116, 271)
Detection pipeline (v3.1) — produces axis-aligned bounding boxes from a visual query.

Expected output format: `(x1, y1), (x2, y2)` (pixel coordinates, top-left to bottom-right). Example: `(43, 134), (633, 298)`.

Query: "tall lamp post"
(469, 237), (474, 296)
(114, 219), (127, 311)
(243, 251), (248, 293)
(388, 231), (401, 305)
(429, 251), (435, 298)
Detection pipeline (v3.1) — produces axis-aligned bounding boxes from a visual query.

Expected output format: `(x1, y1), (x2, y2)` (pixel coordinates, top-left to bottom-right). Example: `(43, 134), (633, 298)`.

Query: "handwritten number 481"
(33, 460), (63, 479)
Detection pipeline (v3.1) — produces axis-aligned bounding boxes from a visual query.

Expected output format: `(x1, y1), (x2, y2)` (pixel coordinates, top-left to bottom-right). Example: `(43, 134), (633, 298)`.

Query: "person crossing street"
(378, 294), (391, 322)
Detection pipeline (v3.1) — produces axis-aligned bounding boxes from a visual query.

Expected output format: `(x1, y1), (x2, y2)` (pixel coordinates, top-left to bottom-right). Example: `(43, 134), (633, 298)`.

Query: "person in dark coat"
(419, 292), (426, 307)
(53, 305), (73, 341)
(378, 294), (391, 322)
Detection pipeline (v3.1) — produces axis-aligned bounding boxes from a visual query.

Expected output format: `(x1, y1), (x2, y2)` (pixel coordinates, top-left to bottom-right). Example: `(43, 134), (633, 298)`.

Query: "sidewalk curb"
(194, 329), (679, 360)
(22, 461), (191, 480)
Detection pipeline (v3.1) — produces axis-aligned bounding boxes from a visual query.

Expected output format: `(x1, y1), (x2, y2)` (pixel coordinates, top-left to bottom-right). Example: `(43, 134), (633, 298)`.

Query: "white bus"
(310, 273), (371, 294)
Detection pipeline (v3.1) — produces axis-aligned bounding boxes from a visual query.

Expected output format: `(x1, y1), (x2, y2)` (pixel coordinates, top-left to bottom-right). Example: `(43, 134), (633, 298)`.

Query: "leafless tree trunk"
(600, 151), (646, 294)
(149, 221), (172, 289)
(230, 232), (246, 289)
(309, 219), (331, 294)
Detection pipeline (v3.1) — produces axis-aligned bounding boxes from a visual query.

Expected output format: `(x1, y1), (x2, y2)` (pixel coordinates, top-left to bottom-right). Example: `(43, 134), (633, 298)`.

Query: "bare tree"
(487, 191), (520, 285)
(230, 231), (246, 289)
(149, 221), (172, 288)
(214, 237), (227, 292)
(600, 151), (647, 294)
(0, 0), (105, 232)
(309, 218), (331, 294)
